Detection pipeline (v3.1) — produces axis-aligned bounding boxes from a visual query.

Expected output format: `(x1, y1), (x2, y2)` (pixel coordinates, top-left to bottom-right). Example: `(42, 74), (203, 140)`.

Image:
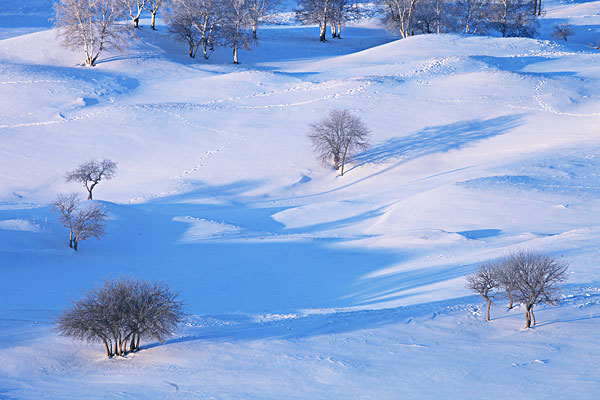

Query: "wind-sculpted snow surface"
(1, 0), (600, 397)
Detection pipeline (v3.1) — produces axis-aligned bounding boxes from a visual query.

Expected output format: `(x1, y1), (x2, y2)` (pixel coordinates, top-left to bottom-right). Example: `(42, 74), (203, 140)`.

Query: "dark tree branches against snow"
(507, 250), (568, 328)
(308, 109), (370, 176)
(466, 261), (500, 321)
(65, 159), (117, 200)
(378, 0), (421, 38)
(57, 277), (184, 357)
(54, 0), (130, 66)
(52, 193), (108, 251)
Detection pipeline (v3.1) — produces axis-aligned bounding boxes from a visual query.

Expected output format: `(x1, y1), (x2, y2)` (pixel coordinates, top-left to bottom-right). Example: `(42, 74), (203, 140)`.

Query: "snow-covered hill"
(1, 1), (599, 398)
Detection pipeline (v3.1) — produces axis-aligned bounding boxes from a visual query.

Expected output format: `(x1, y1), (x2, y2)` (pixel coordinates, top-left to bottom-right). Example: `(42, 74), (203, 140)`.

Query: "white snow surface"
(1, 1), (600, 398)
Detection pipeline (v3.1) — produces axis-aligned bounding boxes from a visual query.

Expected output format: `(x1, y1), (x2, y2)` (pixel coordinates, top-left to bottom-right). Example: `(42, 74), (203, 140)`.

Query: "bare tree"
(378, 0), (420, 38)
(167, 0), (223, 59)
(52, 194), (108, 251)
(121, 0), (146, 28)
(447, 0), (488, 34)
(551, 23), (574, 41)
(491, 0), (538, 37)
(308, 109), (370, 176)
(222, 0), (254, 64)
(533, 0), (541, 16)
(57, 277), (184, 357)
(65, 159), (117, 200)
(145, 0), (167, 30)
(466, 262), (500, 321)
(54, 0), (129, 66)
(414, 0), (440, 34)
(51, 193), (79, 248)
(507, 251), (568, 328)
(494, 256), (518, 309)
(296, 0), (331, 42)
(247, 0), (281, 39)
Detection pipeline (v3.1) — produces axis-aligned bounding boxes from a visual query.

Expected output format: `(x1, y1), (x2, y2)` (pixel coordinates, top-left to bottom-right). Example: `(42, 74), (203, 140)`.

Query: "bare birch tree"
(57, 277), (184, 357)
(54, 0), (129, 66)
(378, 0), (420, 38)
(466, 262), (500, 321)
(507, 251), (568, 328)
(222, 0), (253, 64)
(308, 109), (370, 176)
(167, 0), (223, 59)
(65, 159), (117, 200)
(145, 0), (167, 30)
(52, 194), (108, 251)
(447, 0), (488, 34)
(491, 0), (537, 37)
(121, 0), (146, 28)
(296, 0), (331, 42)
(247, 0), (281, 39)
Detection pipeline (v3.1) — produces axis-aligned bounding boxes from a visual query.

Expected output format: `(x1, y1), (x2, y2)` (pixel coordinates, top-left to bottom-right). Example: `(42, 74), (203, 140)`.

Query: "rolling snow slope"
(1, 0), (600, 398)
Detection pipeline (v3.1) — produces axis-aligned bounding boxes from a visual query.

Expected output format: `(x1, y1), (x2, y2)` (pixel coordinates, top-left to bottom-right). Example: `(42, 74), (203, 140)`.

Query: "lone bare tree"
(167, 0), (223, 59)
(145, 0), (167, 30)
(307, 109), (370, 176)
(54, 0), (129, 66)
(66, 159), (117, 200)
(52, 193), (108, 251)
(57, 277), (184, 357)
(466, 262), (500, 321)
(121, 0), (146, 28)
(551, 23), (574, 41)
(507, 251), (568, 328)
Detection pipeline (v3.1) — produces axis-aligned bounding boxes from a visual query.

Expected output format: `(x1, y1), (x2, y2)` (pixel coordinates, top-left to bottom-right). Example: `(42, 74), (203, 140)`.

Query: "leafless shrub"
(507, 250), (568, 328)
(52, 193), (108, 251)
(307, 109), (370, 176)
(57, 277), (184, 357)
(466, 261), (500, 321)
(65, 159), (117, 200)
(551, 23), (574, 41)
(53, 0), (130, 66)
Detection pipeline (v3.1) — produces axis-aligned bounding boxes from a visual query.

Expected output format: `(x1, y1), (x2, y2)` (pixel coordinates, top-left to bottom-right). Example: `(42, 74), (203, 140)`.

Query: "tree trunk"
(525, 306), (532, 328)
(331, 25), (336, 38)
(103, 339), (111, 357)
(151, 11), (157, 30)
(233, 46), (238, 64)
(507, 291), (514, 309)
(340, 145), (349, 176)
(133, 17), (139, 28)
(73, 240), (78, 251)
(533, 0), (537, 15)
(319, 26), (327, 42)
(87, 189), (93, 200)
(486, 299), (491, 321)
(130, 334), (136, 352)
(531, 308), (536, 325)
(336, 25), (341, 39)
(253, 24), (257, 39)
(537, 0), (542, 16)
(136, 334), (140, 351)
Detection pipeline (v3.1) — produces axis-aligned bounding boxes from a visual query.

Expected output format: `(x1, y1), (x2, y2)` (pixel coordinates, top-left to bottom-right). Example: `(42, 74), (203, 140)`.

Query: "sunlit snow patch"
(173, 216), (242, 242)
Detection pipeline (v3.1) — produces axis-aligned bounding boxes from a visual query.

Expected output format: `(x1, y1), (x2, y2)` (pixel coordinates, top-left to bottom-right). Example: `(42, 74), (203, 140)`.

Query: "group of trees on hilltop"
(166, 0), (281, 62)
(53, 0), (551, 67)
(378, 0), (539, 38)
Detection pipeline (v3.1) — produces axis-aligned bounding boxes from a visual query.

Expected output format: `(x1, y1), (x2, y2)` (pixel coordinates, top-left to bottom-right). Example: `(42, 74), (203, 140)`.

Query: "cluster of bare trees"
(166, 0), (281, 62)
(378, 0), (539, 38)
(57, 277), (184, 357)
(51, 159), (117, 251)
(307, 109), (370, 176)
(54, 0), (169, 66)
(466, 250), (569, 328)
(295, 0), (366, 41)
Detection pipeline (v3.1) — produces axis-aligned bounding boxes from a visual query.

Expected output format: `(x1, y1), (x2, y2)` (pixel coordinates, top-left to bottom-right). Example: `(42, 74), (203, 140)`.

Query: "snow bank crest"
(172, 216), (241, 242)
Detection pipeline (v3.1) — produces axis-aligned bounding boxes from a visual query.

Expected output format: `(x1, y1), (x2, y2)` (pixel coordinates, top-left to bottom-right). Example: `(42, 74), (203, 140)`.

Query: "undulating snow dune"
(0, 0), (599, 398)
